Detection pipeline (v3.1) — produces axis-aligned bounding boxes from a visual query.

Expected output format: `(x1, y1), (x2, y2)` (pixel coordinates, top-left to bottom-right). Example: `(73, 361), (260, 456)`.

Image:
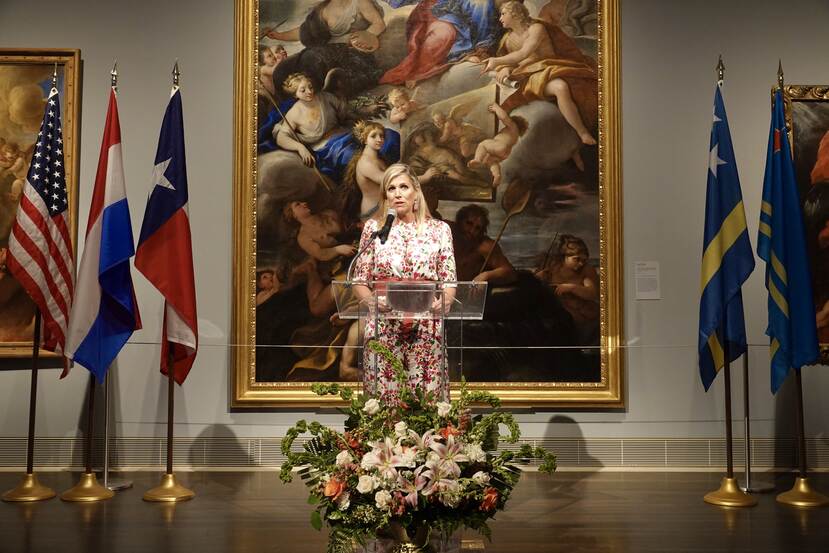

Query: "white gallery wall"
(1, 0), (828, 458)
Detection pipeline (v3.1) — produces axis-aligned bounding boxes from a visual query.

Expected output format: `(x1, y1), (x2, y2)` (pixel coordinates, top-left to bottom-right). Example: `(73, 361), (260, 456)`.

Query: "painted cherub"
(387, 87), (423, 124)
(432, 98), (485, 159)
(0, 140), (29, 202)
(258, 44), (287, 97)
(467, 103), (528, 187)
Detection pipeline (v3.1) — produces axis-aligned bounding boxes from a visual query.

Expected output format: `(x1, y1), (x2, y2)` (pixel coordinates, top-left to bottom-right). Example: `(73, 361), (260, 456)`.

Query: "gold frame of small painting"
(232, 0), (622, 406)
(0, 48), (81, 359)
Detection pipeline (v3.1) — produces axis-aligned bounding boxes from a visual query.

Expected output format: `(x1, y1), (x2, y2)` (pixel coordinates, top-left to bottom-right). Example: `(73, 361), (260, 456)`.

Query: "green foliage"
(279, 339), (558, 550)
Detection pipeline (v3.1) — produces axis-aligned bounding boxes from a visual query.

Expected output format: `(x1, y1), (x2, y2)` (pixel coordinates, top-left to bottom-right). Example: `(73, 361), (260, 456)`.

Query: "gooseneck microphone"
(376, 208), (396, 245)
(346, 208), (397, 284)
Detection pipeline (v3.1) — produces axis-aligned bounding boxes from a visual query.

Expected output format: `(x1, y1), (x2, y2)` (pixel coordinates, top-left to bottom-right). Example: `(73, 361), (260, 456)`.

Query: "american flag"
(6, 87), (75, 353)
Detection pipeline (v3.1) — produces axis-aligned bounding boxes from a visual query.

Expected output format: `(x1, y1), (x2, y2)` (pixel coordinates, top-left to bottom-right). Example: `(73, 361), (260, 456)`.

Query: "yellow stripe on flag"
(762, 201), (773, 217)
(768, 276), (789, 317)
(771, 338), (780, 359)
(759, 221), (772, 239)
(771, 251), (788, 285)
(708, 334), (725, 371)
(700, 202), (749, 291)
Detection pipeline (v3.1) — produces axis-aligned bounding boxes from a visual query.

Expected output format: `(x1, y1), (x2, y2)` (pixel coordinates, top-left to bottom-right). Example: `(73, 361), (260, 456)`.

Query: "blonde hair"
(501, 1), (531, 25)
(387, 88), (409, 105)
(352, 120), (385, 144)
(375, 163), (431, 231)
(282, 73), (312, 95)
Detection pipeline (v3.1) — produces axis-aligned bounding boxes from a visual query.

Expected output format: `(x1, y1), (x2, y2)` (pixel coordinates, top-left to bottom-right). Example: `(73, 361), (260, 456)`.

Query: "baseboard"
(0, 436), (823, 471)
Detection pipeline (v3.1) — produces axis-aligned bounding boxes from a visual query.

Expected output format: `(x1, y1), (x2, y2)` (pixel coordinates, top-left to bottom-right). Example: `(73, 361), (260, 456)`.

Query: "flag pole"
(95, 61), (133, 493)
(2, 310), (56, 502)
(142, 61), (194, 503)
(704, 345), (754, 506)
(143, 348), (194, 502)
(61, 374), (113, 501)
(772, 61), (828, 508)
(776, 370), (828, 507)
(739, 353), (773, 493)
(703, 55), (756, 508)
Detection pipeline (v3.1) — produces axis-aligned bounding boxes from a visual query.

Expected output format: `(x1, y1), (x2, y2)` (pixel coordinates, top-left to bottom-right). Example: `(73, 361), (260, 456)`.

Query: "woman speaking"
(352, 164), (456, 403)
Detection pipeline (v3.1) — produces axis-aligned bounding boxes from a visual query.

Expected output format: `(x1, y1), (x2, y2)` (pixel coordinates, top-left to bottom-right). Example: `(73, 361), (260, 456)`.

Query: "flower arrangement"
(280, 341), (556, 553)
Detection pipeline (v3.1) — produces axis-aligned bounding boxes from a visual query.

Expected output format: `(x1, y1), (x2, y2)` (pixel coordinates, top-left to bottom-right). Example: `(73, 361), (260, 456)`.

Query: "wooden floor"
(2, 471), (829, 552)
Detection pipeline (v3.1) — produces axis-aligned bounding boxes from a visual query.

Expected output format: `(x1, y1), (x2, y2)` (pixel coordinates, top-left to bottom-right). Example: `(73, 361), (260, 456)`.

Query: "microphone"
(345, 208), (396, 284)
(376, 208), (396, 245)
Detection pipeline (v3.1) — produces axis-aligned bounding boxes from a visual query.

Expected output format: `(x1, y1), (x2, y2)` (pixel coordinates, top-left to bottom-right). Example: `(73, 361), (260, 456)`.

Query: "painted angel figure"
(432, 98), (486, 159)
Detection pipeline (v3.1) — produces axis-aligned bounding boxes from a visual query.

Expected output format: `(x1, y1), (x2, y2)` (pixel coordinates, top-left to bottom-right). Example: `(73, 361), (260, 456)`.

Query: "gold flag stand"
(61, 374), (114, 502)
(703, 361), (757, 508)
(2, 311), (55, 503)
(143, 361), (194, 502)
(776, 369), (829, 508)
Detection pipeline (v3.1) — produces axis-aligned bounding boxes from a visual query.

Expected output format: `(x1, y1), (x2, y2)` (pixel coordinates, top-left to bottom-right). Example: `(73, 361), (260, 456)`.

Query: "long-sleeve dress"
(353, 217), (457, 403)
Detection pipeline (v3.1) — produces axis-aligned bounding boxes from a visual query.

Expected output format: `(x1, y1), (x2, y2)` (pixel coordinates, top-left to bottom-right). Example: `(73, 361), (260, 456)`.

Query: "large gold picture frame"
(784, 84), (829, 362)
(232, 0), (622, 407)
(0, 49), (81, 359)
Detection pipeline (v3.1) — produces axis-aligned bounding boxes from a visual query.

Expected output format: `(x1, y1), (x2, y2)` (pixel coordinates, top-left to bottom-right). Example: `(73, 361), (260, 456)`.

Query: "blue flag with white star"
(757, 89), (818, 393)
(698, 85), (755, 391)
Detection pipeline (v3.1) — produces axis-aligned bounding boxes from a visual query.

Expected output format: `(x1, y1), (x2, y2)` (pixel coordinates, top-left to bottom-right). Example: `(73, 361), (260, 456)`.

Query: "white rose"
(465, 444), (485, 463)
(361, 451), (379, 471)
(375, 489), (393, 510)
(436, 402), (452, 417)
(356, 475), (375, 494)
(335, 450), (353, 466)
(394, 421), (408, 437)
(472, 471), (490, 484)
(363, 398), (381, 415)
(337, 491), (351, 510)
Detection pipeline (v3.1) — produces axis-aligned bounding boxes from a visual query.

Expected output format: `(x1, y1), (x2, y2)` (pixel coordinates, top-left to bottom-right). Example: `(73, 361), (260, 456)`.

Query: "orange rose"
(438, 424), (461, 440)
(480, 487), (498, 512)
(324, 477), (346, 500)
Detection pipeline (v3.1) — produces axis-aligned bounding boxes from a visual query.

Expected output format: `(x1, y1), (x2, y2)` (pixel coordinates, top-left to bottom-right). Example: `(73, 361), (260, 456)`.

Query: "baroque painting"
(233, 0), (622, 406)
(786, 85), (829, 361)
(0, 49), (80, 358)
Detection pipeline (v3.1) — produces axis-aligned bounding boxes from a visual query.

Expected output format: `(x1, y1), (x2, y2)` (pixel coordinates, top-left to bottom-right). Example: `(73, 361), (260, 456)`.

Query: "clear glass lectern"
(332, 280), (487, 400)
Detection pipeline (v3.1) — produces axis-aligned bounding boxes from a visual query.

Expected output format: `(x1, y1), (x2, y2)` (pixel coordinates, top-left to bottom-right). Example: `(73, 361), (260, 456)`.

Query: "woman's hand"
(358, 294), (391, 313)
(431, 296), (451, 314)
(350, 31), (379, 52)
(298, 145), (315, 167)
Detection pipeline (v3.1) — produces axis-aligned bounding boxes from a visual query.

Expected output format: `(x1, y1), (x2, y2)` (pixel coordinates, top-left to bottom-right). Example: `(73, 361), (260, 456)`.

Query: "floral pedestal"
(356, 523), (462, 553)
(280, 341), (555, 553)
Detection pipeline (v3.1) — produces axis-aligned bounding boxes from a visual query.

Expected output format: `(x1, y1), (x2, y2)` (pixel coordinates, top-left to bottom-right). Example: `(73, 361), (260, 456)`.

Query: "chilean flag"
(135, 87), (198, 385)
(65, 89), (142, 381)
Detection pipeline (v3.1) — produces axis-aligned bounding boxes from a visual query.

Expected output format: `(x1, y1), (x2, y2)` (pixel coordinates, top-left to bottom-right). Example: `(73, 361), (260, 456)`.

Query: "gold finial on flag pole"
(51, 63), (58, 89)
(716, 55), (725, 85)
(111, 61), (118, 90)
(777, 59), (784, 90)
(172, 60), (180, 87)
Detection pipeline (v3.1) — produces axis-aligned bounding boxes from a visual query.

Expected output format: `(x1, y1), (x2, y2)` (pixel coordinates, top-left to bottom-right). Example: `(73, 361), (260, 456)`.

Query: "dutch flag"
(65, 88), (142, 380)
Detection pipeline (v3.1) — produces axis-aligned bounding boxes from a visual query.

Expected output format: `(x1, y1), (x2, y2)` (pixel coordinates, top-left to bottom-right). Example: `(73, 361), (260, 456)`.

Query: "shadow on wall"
(544, 414), (602, 474)
(189, 424), (252, 473)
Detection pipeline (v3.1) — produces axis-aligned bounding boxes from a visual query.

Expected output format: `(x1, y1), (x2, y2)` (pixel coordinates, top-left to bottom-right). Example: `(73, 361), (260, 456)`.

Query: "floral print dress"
(353, 217), (457, 403)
